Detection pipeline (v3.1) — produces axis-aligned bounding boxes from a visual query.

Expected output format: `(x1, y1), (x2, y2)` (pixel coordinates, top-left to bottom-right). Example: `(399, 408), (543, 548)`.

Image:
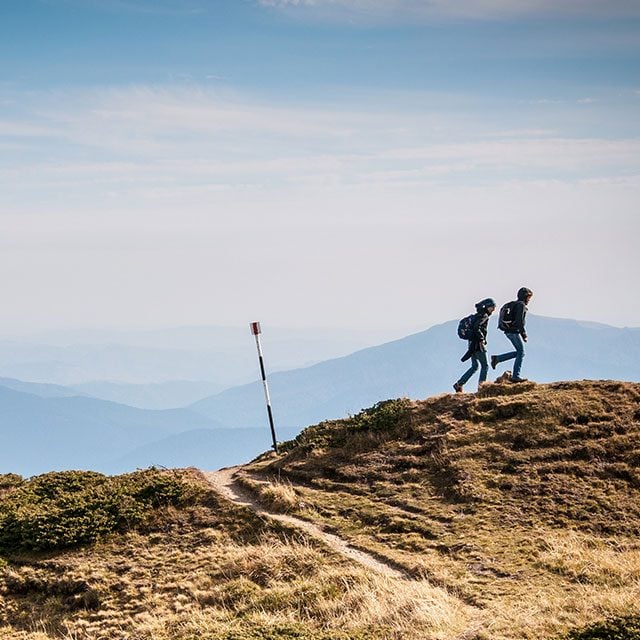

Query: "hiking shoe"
(453, 382), (463, 393)
(510, 377), (528, 383)
(490, 355), (498, 370)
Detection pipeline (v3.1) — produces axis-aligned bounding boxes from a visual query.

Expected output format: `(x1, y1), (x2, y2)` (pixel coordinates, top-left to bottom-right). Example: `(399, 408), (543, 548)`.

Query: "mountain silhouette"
(0, 386), (221, 476)
(191, 315), (640, 429)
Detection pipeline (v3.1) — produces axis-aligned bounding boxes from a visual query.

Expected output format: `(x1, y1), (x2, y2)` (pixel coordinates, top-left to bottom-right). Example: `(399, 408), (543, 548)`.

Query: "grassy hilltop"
(0, 380), (639, 639)
(244, 379), (640, 639)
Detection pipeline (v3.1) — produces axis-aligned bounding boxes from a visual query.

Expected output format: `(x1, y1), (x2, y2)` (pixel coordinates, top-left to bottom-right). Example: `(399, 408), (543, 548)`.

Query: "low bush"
(0, 468), (201, 552)
(282, 399), (412, 453)
(563, 615), (640, 640)
(203, 624), (380, 640)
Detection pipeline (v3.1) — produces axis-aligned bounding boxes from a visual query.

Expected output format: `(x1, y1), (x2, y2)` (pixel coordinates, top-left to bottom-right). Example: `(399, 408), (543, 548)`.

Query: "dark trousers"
(494, 332), (525, 378)
(457, 347), (488, 387)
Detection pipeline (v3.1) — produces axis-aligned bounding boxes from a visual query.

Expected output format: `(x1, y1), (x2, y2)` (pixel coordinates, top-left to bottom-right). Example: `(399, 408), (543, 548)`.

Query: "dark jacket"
(509, 300), (528, 339)
(460, 310), (490, 361)
(471, 311), (490, 350)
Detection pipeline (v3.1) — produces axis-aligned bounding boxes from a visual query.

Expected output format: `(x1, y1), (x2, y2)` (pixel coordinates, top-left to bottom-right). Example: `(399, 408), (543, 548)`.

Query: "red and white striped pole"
(250, 321), (278, 454)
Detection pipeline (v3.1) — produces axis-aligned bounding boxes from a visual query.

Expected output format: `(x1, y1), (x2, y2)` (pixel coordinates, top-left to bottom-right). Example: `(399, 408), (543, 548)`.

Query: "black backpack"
(457, 314), (475, 340)
(498, 301), (517, 332)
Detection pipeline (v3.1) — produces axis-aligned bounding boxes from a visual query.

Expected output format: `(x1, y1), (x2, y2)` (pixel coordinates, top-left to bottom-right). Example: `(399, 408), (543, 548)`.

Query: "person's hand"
(522, 335), (528, 342)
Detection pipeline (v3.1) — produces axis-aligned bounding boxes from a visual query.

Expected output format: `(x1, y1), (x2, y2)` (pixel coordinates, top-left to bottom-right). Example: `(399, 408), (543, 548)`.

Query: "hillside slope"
(191, 316), (640, 429)
(242, 379), (640, 640)
(0, 469), (473, 640)
(0, 381), (638, 640)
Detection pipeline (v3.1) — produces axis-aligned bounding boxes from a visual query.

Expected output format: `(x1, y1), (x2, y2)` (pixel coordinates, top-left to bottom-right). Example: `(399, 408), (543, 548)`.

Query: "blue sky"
(4, 1), (640, 99)
(1, 0), (639, 332)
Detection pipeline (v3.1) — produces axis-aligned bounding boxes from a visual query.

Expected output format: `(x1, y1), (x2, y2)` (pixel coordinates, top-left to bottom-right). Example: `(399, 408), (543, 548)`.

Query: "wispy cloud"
(1, 88), (638, 333)
(1, 84), (639, 205)
(257, 0), (640, 22)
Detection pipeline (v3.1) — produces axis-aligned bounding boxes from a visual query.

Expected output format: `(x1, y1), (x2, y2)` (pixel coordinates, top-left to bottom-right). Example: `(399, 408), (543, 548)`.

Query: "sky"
(1, 0), (639, 334)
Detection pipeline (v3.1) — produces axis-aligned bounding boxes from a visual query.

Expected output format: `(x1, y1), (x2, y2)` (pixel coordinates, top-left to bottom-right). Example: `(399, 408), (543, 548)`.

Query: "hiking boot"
(453, 382), (463, 393)
(490, 355), (498, 370)
(510, 377), (528, 383)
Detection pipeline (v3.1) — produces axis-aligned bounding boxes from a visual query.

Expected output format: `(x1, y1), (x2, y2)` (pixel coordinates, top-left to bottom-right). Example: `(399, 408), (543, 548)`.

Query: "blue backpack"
(457, 314), (475, 340)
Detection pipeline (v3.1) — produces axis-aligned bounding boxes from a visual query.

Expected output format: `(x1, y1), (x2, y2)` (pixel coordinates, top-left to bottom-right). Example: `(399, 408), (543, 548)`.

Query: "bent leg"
(494, 351), (516, 363)
(457, 354), (479, 386)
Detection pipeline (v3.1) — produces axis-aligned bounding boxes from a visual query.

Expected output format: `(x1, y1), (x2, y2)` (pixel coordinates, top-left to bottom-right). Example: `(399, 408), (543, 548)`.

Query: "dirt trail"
(204, 467), (408, 580)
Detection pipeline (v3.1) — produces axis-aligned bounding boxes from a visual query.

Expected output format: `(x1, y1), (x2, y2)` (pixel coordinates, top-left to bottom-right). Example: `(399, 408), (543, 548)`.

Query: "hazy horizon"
(0, 312), (639, 343)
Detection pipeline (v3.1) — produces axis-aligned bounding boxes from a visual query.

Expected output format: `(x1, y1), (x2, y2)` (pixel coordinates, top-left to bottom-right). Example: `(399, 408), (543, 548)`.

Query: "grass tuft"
(562, 615), (640, 639)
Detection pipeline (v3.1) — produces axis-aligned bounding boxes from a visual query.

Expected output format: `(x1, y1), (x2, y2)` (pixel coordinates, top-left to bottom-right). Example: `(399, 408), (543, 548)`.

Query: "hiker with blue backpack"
(490, 287), (534, 383)
(453, 298), (497, 393)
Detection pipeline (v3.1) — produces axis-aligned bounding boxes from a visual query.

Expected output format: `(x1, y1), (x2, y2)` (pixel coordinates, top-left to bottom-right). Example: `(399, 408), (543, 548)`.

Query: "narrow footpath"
(204, 466), (408, 580)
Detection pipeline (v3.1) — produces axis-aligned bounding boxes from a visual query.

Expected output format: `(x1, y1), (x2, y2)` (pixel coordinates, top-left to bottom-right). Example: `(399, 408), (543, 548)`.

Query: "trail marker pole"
(250, 321), (278, 454)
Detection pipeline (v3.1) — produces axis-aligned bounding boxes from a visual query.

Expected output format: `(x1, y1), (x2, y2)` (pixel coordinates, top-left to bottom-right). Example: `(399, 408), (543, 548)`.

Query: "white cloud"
(257, 0), (640, 21)
(1, 88), (639, 332)
(0, 120), (58, 138)
(1, 85), (638, 203)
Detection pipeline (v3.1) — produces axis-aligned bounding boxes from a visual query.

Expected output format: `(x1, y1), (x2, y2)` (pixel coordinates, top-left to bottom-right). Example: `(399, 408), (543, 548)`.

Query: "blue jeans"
(494, 333), (525, 379)
(457, 348), (488, 387)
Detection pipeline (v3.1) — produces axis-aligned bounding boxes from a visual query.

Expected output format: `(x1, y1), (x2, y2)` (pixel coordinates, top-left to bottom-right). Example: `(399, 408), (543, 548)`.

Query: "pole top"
(250, 321), (261, 336)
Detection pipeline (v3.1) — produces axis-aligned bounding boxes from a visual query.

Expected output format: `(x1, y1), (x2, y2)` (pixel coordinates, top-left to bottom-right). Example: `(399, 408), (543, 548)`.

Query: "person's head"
(517, 287), (533, 303)
(476, 297), (497, 314)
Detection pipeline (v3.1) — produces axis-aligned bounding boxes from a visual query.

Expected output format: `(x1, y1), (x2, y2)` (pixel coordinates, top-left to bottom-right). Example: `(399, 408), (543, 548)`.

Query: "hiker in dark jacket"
(491, 287), (533, 383)
(453, 298), (496, 393)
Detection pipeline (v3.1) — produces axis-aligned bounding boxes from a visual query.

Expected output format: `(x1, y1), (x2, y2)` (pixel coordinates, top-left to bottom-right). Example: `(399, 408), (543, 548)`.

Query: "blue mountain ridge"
(2, 315), (638, 476)
(0, 386), (221, 476)
(190, 315), (640, 430)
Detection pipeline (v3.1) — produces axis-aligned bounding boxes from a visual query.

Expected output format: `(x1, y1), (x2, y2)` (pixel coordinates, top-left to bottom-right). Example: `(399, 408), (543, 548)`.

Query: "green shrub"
(201, 624), (380, 640)
(563, 615), (640, 640)
(282, 399), (412, 452)
(0, 468), (200, 552)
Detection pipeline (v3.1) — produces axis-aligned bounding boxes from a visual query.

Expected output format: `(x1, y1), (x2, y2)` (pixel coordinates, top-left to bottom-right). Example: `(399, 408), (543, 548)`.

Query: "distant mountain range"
(0, 376), (82, 398)
(1, 315), (638, 477)
(0, 386), (222, 476)
(0, 325), (402, 385)
(190, 315), (640, 430)
(70, 380), (223, 410)
(0, 324), (404, 408)
(109, 427), (300, 475)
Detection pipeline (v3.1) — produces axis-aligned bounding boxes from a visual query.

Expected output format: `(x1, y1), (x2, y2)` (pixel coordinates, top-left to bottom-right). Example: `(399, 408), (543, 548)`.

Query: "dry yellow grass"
(0, 472), (470, 640)
(537, 530), (640, 587)
(2, 381), (639, 639)
(257, 478), (301, 513)
(244, 380), (640, 639)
